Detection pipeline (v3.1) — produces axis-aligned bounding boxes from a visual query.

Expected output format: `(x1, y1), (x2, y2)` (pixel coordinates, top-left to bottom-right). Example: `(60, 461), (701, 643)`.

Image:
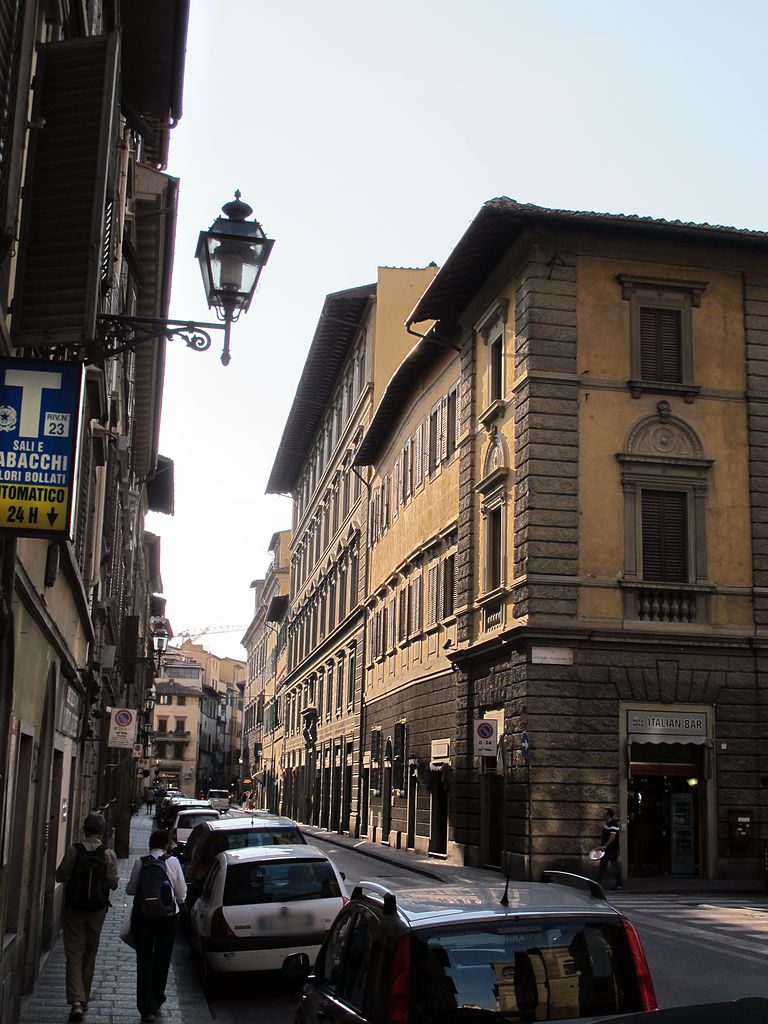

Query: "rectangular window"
(157, 718), (168, 734)
(409, 575), (423, 635)
(336, 660), (343, 712)
(397, 588), (409, 644)
(443, 553), (456, 617)
(428, 406), (439, 474)
(427, 562), (439, 626)
(640, 307), (682, 383)
(177, 695), (186, 706)
(488, 506), (503, 591)
(414, 421), (424, 489)
(641, 489), (688, 582)
(402, 439), (412, 502)
(347, 647), (356, 707)
(446, 386), (458, 459)
(490, 334), (504, 401)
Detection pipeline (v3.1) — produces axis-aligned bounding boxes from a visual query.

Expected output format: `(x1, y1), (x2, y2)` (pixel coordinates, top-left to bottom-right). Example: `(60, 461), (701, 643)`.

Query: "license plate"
(259, 912), (313, 931)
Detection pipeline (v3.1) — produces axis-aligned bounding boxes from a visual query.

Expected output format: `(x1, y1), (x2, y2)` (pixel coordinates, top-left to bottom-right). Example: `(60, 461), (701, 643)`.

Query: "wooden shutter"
(0, 0), (25, 232)
(641, 489), (688, 582)
(13, 34), (119, 345)
(640, 307), (682, 383)
(427, 562), (438, 625)
(392, 456), (400, 520)
(414, 420), (424, 489)
(439, 396), (449, 461)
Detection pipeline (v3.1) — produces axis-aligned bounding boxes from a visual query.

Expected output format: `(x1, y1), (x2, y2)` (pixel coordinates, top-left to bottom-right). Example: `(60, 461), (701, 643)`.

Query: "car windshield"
(222, 858), (341, 905)
(410, 918), (642, 1022)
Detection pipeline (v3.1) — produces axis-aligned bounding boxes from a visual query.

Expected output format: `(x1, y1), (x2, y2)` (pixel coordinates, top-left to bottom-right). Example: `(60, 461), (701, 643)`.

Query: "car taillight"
(621, 915), (658, 1011)
(386, 933), (411, 1024)
(210, 907), (236, 939)
(341, 896), (350, 906)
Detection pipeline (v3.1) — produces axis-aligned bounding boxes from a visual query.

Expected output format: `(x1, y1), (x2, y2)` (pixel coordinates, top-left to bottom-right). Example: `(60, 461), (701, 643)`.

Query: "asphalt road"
(192, 842), (768, 1022)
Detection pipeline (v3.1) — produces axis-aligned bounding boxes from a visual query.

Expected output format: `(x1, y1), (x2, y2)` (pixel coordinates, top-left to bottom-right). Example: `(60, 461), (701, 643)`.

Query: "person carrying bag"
(125, 829), (187, 1023)
(55, 813), (119, 1022)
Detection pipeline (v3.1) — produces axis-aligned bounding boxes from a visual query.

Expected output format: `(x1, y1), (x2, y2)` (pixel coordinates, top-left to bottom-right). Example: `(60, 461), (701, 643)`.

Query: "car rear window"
(410, 918), (642, 1021)
(222, 858), (341, 906)
(178, 811), (219, 829)
(207, 827), (305, 859)
(208, 790), (229, 799)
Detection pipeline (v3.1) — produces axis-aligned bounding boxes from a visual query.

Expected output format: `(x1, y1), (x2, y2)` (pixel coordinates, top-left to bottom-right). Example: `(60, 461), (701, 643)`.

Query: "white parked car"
(171, 806), (220, 849)
(207, 788), (231, 812)
(189, 844), (346, 984)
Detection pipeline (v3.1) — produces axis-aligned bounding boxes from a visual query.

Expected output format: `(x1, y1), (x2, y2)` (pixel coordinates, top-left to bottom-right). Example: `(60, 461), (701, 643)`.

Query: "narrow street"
(19, 812), (768, 1023)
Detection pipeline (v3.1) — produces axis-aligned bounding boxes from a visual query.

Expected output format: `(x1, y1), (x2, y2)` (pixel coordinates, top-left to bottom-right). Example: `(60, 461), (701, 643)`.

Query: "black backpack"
(135, 854), (175, 917)
(65, 843), (110, 912)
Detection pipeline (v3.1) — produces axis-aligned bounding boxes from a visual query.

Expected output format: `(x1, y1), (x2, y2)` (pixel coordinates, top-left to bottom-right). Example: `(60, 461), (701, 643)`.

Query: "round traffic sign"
(520, 730), (531, 760)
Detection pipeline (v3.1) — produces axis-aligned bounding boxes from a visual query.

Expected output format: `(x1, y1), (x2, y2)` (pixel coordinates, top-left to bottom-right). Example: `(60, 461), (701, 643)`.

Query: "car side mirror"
(282, 952), (311, 983)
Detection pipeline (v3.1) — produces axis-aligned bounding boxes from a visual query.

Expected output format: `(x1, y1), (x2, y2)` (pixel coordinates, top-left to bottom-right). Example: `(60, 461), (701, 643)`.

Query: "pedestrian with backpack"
(55, 813), (118, 1022)
(126, 829), (186, 1023)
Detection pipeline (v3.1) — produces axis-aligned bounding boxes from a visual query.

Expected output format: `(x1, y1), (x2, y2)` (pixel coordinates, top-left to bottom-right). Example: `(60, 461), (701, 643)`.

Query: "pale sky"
(148, 0), (768, 659)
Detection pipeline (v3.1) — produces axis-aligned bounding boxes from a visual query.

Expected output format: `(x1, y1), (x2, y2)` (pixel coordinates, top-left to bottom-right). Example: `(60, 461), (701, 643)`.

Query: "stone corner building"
(352, 199), (768, 883)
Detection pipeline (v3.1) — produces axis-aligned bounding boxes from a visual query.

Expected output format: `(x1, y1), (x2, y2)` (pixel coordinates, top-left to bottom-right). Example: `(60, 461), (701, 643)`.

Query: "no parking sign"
(108, 707), (138, 748)
(473, 718), (498, 756)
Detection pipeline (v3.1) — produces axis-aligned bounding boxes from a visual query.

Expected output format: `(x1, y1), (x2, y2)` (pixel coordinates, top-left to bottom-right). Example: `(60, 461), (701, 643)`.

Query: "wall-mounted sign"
(0, 359), (82, 536)
(473, 719), (497, 757)
(108, 708), (137, 748)
(431, 739), (450, 761)
(531, 646), (573, 665)
(627, 708), (707, 741)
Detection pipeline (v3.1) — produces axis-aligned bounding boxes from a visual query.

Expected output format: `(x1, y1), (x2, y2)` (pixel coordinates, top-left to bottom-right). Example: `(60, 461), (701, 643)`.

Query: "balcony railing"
(623, 583), (705, 625)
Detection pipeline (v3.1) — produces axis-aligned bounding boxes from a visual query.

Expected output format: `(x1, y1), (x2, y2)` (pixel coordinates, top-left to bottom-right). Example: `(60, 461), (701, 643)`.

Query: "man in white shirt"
(126, 829), (187, 1023)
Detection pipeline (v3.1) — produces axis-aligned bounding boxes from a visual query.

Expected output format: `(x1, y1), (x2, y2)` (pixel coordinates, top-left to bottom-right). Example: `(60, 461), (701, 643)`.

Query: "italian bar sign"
(0, 359), (82, 536)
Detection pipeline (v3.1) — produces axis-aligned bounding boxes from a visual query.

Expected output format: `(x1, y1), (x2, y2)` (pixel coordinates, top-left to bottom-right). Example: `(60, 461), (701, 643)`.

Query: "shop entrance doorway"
(627, 742), (703, 876)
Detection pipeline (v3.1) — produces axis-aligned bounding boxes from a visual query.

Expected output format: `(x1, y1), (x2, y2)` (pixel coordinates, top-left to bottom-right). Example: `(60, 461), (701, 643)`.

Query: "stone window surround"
(617, 403), (714, 618)
(475, 298), (509, 426)
(617, 274), (707, 403)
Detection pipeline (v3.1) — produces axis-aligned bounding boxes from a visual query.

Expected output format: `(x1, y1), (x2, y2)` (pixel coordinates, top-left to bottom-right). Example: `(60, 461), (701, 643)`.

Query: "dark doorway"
(360, 766), (370, 837)
(342, 743), (353, 834)
(480, 771), (504, 867)
(381, 739), (393, 843)
(429, 771), (448, 856)
(628, 742), (703, 876)
(406, 766), (417, 849)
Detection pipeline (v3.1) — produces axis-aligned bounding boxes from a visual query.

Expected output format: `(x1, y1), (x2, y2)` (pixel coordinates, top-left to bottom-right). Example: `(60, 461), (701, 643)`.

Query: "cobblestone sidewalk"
(19, 813), (214, 1024)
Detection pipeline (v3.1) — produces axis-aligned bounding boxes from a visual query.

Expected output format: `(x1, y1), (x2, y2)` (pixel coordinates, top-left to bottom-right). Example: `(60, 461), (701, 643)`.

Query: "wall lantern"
(152, 626), (168, 672)
(144, 686), (157, 713)
(96, 191), (273, 366)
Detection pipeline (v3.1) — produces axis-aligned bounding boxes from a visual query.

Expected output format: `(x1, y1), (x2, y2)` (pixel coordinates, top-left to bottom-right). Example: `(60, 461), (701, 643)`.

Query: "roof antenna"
(500, 850), (513, 906)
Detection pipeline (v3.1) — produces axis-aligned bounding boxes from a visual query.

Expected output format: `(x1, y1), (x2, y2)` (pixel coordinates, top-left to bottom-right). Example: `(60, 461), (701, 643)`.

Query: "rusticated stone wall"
(512, 248), (579, 621)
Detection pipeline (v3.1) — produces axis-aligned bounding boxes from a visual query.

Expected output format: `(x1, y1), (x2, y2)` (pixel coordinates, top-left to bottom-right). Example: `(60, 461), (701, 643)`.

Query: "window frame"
(618, 274), (706, 403)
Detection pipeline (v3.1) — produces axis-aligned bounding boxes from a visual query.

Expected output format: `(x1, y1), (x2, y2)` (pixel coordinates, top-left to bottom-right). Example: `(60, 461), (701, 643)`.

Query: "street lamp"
(196, 191), (274, 366)
(152, 627), (168, 673)
(96, 191), (273, 366)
